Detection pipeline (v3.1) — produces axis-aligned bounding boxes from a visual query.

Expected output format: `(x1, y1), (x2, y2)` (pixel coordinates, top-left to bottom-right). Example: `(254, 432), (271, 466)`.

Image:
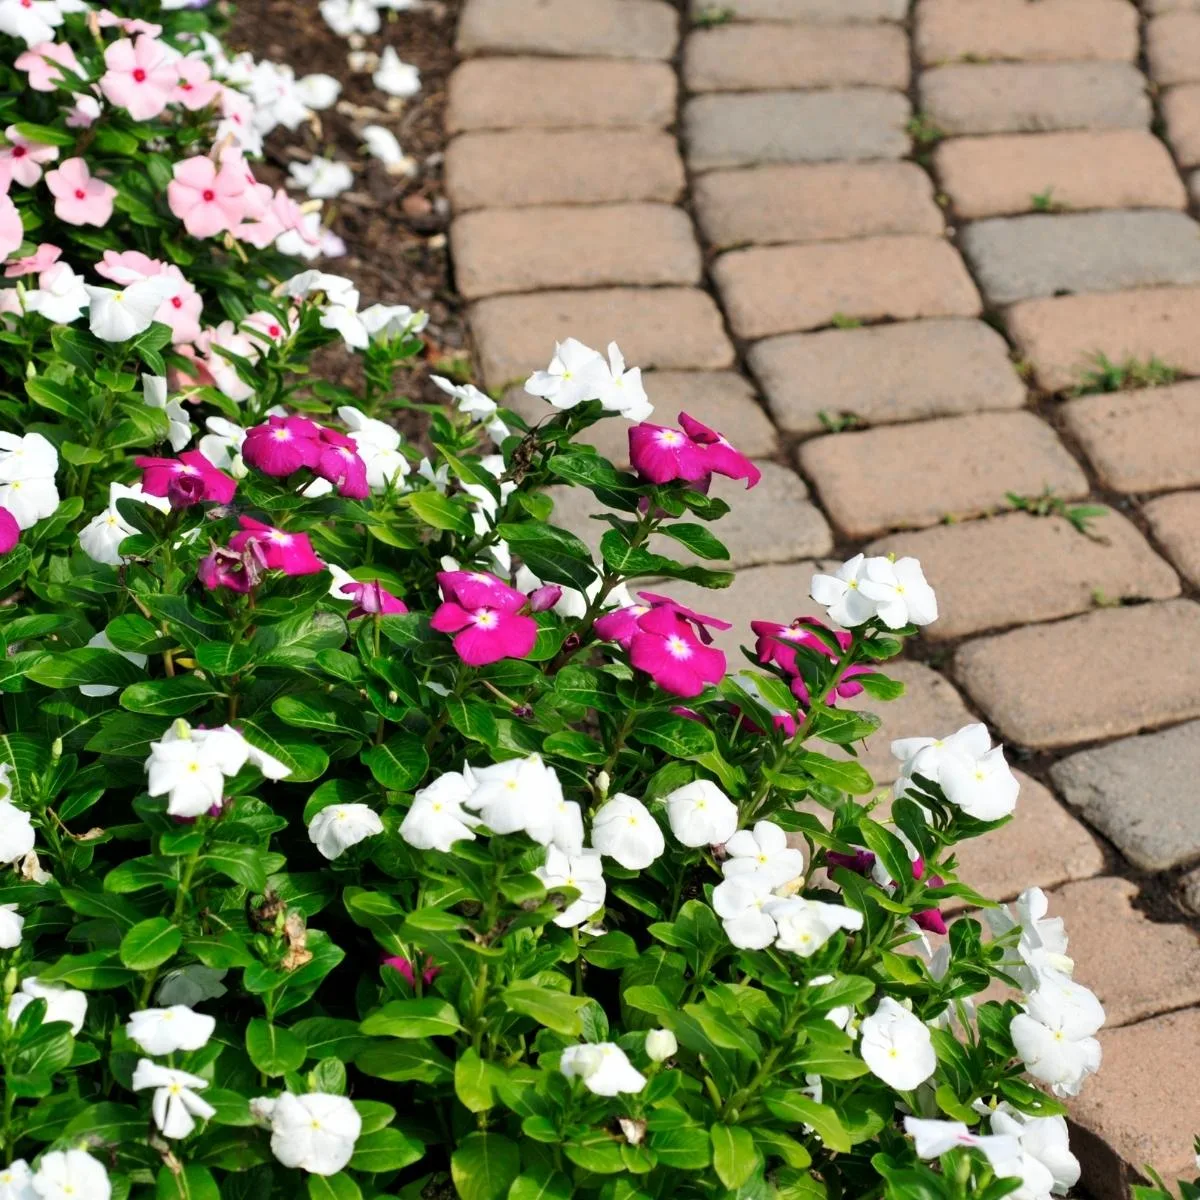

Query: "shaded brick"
(1162, 84), (1200, 167)
(1051, 720), (1200, 871)
(1145, 491), (1200, 587)
(750, 319), (1024, 434)
(954, 599), (1200, 749)
(1071, 1007), (1200, 1198)
(915, 0), (1138, 65)
(694, 162), (943, 249)
(1006, 286), (1200, 392)
(452, 204), (701, 300)
(690, 0), (907, 18)
(867, 510), (1180, 641)
(1148, 11), (1200, 85)
(457, 0), (678, 59)
(445, 130), (684, 211)
(684, 90), (911, 171)
(684, 23), (909, 92)
(714, 237), (980, 340)
(447, 59), (677, 133)
(1183, 867), (1200, 914)
(1062, 381), (1200, 493)
(1148, 0), (1200, 9)
(920, 63), (1150, 135)
(934, 131), (1187, 219)
(470, 289), (735, 390)
(960, 210), (1200, 306)
(800, 411), (1088, 539)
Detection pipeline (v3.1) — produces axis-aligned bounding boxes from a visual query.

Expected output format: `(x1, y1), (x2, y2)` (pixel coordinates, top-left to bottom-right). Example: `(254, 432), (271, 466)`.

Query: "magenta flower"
(679, 412), (761, 489)
(136, 450), (237, 508)
(527, 584), (563, 613)
(229, 517), (324, 576)
(753, 616), (870, 705)
(99, 36), (177, 121)
(44, 158), (116, 228)
(198, 543), (255, 593)
(825, 849), (876, 877)
(430, 570), (538, 667)
(593, 600), (653, 649)
(314, 429), (369, 499)
(242, 415), (323, 477)
(628, 607), (726, 699)
(0, 506), (19, 554)
(5, 243), (61, 279)
(167, 155), (249, 239)
(14, 41), (81, 92)
(638, 590), (731, 644)
(628, 422), (710, 485)
(383, 955), (440, 987)
(340, 580), (408, 619)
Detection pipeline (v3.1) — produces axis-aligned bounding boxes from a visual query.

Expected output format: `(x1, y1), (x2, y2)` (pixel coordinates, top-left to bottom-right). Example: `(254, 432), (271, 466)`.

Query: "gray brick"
(690, 0), (907, 18)
(457, 0), (678, 59)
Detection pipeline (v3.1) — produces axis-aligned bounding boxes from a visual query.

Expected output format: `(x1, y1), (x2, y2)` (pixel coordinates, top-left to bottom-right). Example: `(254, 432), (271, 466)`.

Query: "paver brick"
(866, 510), (1180, 641)
(470, 289), (735, 390)
(920, 63), (1150, 135)
(750, 319), (1024, 434)
(933, 131), (1187, 219)
(714, 237), (980, 339)
(690, 0), (907, 19)
(683, 23), (909, 92)
(1062, 381), (1200, 493)
(960, 211), (1200, 306)
(1145, 491), (1200, 587)
(684, 90), (911, 171)
(452, 205), (701, 300)
(1182, 867), (1200, 914)
(1051, 721), (1200, 871)
(1162, 84), (1200, 167)
(1148, 11), (1200, 85)
(1071, 1006), (1200, 1197)
(457, 0), (678, 59)
(1006, 286), (1200, 392)
(799, 412), (1087, 540)
(445, 131), (684, 211)
(1148, 0), (1200, 10)
(954, 599), (1200, 749)
(915, 0), (1138, 65)
(446, 59), (677, 133)
(694, 162), (943, 249)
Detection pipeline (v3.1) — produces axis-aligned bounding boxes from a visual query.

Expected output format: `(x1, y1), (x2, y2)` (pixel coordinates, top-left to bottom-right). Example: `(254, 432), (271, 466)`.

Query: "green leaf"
(599, 531), (733, 589)
(119, 918), (182, 971)
(13, 122), (77, 147)
(25, 648), (147, 690)
(245, 1018), (306, 1076)
(360, 998), (461, 1038)
(495, 522), (600, 592)
(25, 376), (89, 423)
(201, 842), (282, 892)
(657, 522), (730, 561)
(120, 676), (224, 717)
(630, 711), (716, 759)
(858, 818), (914, 892)
(361, 734), (429, 791)
(582, 932), (640, 969)
(195, 642), (255, 676)
(348, 1127), (425, 1173)
(649, 1126), (711, 1169)
(354, 1040), (453, 1084)
(306, 1175), (361, 1200)
(447, 697), (498, 745)
(272, 694), (367, 740)
(502, 983), (588, 1035)
(854, 672), (906, 701)
(451, 1132), (521, 1200)
(455, 1047), (496, 1113)
(238, 719), (329, 782)
(795, 751), (875, 796)
(0, 544), (31, 593)
(711, 1124), (759, 1190)
(157, 1164), (221, 1200)
(762, 1092), (851, 1153)
(508, 1171), (573, 1200)
(405, 490), (475, 535)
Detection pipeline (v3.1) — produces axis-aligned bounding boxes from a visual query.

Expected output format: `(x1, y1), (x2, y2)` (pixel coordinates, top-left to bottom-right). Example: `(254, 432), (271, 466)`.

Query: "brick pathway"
(442, 0), (1200, 1189)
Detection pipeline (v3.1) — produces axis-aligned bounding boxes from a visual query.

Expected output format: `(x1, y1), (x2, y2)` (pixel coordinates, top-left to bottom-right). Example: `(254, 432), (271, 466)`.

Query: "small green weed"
(906, 113), (946, 148)
(1007, 487), (1109, 540)
(693, 5), (734, 25)
(1030, 188), (1059, 213)
(1076, 353), (1179, 394)
(817, 410), (865, 433)
(830, 312), (862, 329)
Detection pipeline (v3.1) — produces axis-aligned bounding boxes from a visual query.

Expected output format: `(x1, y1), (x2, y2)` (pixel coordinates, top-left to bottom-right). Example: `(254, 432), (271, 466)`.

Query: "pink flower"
(628, 607), (726, 699)
(95, 248), (162, 285)
(99, 36), (178, 121)
(0, 195), (21, 260)
(527, 585), (562, 613)
(340, 580), (408, 620)
(825, 849), (876, 877)
(14, 41), (80, 91)
(198, 543), (256, 593)
(95, 10), (163, 37)
(0, 126), (58, 189)
(229, 517), (324, 576)
(44, 158), (116, 227)
(242, 310), (291, 344)
(95, 251), (202, 343)
(173, 57), (221, 110)
(168, 155), (248, 238)
(314, 428), (369, 499)
(752, 616), (869, 705)
(0, 505), (19, 554)
(383, 955), (440, 987)
(66, 93), (101, 129)
(679, 412), (761, 489)
(135, 450), (237, 508)
(594, 601), (652, 649)
(242, 415), (323, 477)
(637, 590), (731, 644)
(430, 570), (537, 666)
(628, 422), (710, 485)
(5, 242), (59, 278)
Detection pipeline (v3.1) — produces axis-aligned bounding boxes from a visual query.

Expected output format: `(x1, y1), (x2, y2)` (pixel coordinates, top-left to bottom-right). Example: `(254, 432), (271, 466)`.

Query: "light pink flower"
(66, 92), (101, 128)
(14, 40), (79, 91)
(229, 517), (324, 576)
(0, 126), (58, 189)
(168, 156), (248, 239)
(45, 158), (116, 227)
(173, 57), (221, 110)
(4, 242), (59, 278)
(95, 251), (202, 343)
(95, 10), (163, 36)
(100, 36), (178, 121)
(242, 310), (290, 344)
(0, 194), (22, 260)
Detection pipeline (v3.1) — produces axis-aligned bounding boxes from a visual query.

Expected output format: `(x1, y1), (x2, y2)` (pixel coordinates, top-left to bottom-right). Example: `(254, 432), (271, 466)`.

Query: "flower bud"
(644, 1029), (677, 1062)
(167, 472), (206, 509)
(527, 584), (562, 613)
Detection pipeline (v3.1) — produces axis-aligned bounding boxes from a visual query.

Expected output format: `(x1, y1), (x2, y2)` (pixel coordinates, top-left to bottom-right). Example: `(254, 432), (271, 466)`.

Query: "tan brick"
(1163, 83), (1200, 166)
(694, 162), (943, 249)
(920, 63), (1151, 135)
(799, 411), (1088, 539)
(447, 59), (677, 133)
(934, 131), (1186, 219)
(445, 131), (684, 211)
(1063, 381), (1200, 493)
(1148, 11), (1200, 85)
(691, 0), (907, 19)
(684, 22), (909, 92)
(1007, 286), (1200, 393)
(470, 289), (735, 390)
(714, 237), (981, 340)
(1148, 0), (1200, 10)
(954, 599), (1200, 749)
(1145, 490), (1200, 587)
(452, 205), (702, 300)
(751, 319), (1024, 434)
(915, 0), (1138, 65)
(1071, 1007), (1200, 1198)
(866, 511), (1180, 641)
(457, 0), (678, 59)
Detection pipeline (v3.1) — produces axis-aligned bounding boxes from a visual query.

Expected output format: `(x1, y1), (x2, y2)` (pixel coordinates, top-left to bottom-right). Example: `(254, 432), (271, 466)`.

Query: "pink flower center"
(180, 81), (192, 90)
(270, 429), (292, 441)
(665, 635), (693, 660)
(472, 609), (498, 630)
(73, 188), (85, 200)
(268, 324), (281, 336)
(12, 146), (26, 158)
(656, 430), (683, 447)
(171, 296), (182, 308)
(202, 189), (215, 202)
(133, 68), (146, 82)
(267, 532), (292, 546)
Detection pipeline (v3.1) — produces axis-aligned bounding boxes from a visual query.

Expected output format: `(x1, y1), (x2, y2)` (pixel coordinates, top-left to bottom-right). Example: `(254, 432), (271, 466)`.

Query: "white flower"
(712, 878), (777, 950)
(141, 374), (192, 452)
(282, 269), (358, 306)
(400, 769), (479, 852)
(0, 801), (35, 864)
(986, 888), (1073, 990)
(0, 0), (62, 45)
(560, 1043), (645, 1096)
(24, 263), (89, 324)
(257, 1092), (361, 1176)
(0, 904), (23, 950)
(84, 278), (179, 342)
(766, 895), (864, 957)
(296, 73), (341, 111)
(30, 1150), (109, 1200)
(288, 157), (354, 200)
(1025, 968), (1105, 1039)
(591, 793), (664, 870)
(939, 744), (1020, 821)
(1009, 969), (1104, 1098)
(319, 301), (369, 351)
(892, 722), (992, 798)
(524, 338), (610, 410)
(126, 1005), (215, 1056)
(0, 432), (59, 531)
(990, 1103), (1080, 1197)
(595, 342), (652, 421)
(199, 416), (247, 474)
(535, 846), (605, 928)
(359, 304), (427, 339)
(856, 555), (938, 628)
(132, 1059), (215, 1138)
(644, 1029), (676, 1063)
(809, 554), (878, 627)
(904, 1117), (1023, 1175)
(78, 630), (147, 699)
(722, 820), (803, 889)
(430, 375), (510, 442)
(156, 966), (227, 1007)
(373, 47), (420, 98)
(361, 125), (416, 175)
(8, 978), (87, 1034)
(663, 779), (738, 848)
(859, 998), (936, 1090)
(332, 405), (410, 492)
(465, 754), (564, 845)
(79, 481), (170, 566)
(319, 0), (379, 35)
(308, 803), (384, 860)
(547, 797), (585, 856)
(0, 1159), (33, 1200)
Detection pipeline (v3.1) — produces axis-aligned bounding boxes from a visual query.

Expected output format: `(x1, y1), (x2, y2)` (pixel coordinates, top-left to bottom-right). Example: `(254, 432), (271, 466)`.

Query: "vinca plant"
(0, 0), (1158, 1198)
